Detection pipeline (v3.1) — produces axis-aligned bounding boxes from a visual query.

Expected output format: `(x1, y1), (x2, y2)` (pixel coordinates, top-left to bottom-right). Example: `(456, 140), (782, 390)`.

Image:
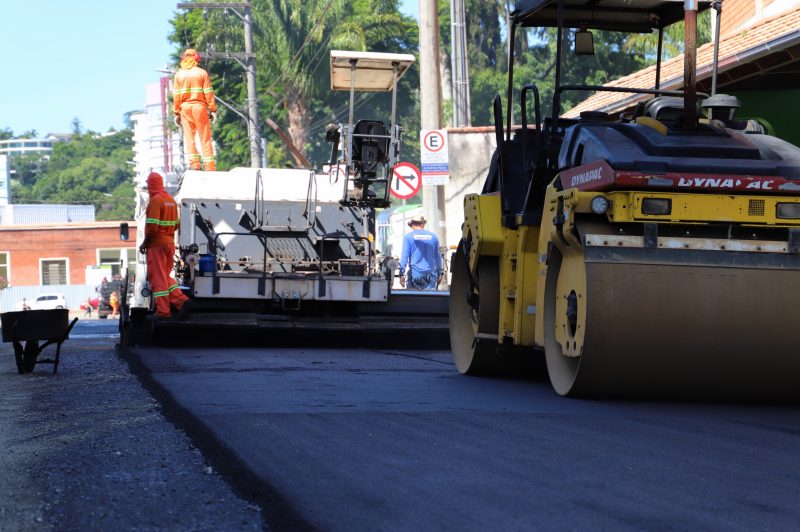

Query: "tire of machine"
(449, 245), (501, 375)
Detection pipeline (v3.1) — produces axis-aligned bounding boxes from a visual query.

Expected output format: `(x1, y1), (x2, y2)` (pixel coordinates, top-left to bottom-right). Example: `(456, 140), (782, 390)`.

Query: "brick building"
(0, 222), (137, 287)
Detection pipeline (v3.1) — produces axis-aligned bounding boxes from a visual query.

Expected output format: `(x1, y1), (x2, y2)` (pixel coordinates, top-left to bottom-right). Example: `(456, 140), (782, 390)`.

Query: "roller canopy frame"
(329, 50), (415, 92)
(512, 0), (713, 31)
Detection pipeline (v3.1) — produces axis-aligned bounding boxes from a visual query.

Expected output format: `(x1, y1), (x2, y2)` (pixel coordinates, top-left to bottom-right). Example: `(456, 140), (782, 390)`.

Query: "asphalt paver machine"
(125, 51), (448, 344)
(449, 0), (800, 399)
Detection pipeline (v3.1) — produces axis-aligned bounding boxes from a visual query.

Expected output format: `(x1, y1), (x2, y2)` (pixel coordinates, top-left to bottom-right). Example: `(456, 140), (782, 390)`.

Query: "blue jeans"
(407, 271), (438, 290)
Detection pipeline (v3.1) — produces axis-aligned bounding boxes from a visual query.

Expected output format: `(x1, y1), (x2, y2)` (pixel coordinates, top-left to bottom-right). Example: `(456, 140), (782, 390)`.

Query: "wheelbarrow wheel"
(22, 341), (39, 373)
(13, 342), (24, 374)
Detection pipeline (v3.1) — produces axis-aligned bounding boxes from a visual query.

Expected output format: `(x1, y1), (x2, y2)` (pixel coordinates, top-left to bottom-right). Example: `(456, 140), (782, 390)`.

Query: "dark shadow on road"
(122, 348), (315, 532)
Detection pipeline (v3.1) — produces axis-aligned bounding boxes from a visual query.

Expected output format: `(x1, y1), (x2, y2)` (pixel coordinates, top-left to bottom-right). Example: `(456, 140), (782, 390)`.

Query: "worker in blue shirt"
(399, 215), (442, 289)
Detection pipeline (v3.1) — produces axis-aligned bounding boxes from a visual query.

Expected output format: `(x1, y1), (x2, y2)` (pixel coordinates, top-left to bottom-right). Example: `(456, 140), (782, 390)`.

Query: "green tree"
(624, 11), (712, 59)
(11, 153), (48, 187)
(461, 3), (688, 125)
(12, 129), (135, 220)
(169, 0), (419, 168)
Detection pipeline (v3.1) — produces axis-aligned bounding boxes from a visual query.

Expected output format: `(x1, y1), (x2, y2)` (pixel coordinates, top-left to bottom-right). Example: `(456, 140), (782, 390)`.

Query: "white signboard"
(390, 162), (422, 200)
(420, 129), (449, 185)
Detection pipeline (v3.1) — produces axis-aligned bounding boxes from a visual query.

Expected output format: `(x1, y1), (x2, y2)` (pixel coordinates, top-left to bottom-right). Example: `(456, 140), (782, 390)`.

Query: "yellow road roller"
(450, 0), (800, 399)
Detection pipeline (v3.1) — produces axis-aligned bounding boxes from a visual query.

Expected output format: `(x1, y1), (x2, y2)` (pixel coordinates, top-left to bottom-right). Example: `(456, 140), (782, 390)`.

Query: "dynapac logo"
(570, 168), (603, 185)
(561, 160), (615, 191)
(677, 177), (776, 190)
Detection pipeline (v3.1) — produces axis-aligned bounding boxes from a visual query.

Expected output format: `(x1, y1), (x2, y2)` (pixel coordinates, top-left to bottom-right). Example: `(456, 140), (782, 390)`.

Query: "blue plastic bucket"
(198, 254), (215, 274)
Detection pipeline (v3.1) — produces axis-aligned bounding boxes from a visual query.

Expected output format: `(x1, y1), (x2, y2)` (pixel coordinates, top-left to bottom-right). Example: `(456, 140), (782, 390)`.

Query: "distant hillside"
(9, 129), (135, 221)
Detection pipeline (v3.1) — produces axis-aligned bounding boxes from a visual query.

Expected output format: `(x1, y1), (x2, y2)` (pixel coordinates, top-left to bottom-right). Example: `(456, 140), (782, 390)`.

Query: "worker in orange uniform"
(173, 48), (217, 171)
(109, 291), (119, 318)
(139, 172), (191, 319)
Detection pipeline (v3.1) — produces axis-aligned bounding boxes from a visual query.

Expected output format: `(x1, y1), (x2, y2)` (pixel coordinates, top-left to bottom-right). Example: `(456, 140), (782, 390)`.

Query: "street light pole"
(242, 4), (262, 168)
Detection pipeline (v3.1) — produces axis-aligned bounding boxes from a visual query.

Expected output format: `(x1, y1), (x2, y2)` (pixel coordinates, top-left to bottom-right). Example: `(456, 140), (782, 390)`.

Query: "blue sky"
(1, 1), (183, 136)
(0, 1), (419, 138)
(399, 0), (419, 19)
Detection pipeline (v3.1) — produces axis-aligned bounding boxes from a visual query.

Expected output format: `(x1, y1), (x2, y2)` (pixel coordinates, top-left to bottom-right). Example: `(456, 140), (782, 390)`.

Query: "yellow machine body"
(454, 183), (800, 398)
(448, 0), (800, 399)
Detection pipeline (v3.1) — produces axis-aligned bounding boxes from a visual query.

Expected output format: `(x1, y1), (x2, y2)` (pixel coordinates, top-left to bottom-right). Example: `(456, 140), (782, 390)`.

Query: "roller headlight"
(776, 203), (800, 219)
(641, 197), (671, 216)
(590, 195), (610, 214)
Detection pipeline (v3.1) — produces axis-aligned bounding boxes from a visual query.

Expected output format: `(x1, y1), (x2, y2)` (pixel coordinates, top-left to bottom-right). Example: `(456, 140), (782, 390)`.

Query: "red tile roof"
(564, 7), (800, 117)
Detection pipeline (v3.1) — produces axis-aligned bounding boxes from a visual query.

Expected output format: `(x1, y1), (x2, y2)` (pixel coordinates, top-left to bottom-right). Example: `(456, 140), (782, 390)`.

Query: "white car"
(28, 293), (67, 310)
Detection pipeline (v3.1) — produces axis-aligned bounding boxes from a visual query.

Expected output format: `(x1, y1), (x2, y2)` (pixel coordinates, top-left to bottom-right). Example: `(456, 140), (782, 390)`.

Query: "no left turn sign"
(390, 162), (422, 200)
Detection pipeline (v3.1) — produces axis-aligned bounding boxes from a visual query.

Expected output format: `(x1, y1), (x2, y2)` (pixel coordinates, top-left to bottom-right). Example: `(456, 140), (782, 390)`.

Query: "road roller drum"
(448, 0), (800, 399)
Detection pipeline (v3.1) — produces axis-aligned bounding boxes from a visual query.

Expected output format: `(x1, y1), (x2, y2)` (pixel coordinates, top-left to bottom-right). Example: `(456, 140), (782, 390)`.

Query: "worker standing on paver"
(139, 172), (190, 319)
(173, 48), (217, 171)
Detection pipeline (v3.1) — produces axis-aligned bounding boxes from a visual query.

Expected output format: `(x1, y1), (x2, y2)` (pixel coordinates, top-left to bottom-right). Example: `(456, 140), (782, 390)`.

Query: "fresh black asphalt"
(128, 342), (800, 531)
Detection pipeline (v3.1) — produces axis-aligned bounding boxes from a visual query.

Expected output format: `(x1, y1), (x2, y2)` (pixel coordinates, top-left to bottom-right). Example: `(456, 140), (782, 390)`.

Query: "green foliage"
(167, 1), (704, 168)
(465, 20), (650, 125)
(9, 129), (135, 221)
(624, 11), (712, 59)
(169, 0), (420, 168)
(11, 153), (47, 188)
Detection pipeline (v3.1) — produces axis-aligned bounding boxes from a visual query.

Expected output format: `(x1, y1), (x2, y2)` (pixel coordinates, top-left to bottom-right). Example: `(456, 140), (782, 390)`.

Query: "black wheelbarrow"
(1, 309), (78, 375)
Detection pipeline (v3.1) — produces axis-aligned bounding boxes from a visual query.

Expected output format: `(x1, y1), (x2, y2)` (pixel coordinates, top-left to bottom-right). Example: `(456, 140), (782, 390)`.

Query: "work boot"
(174, 300), (194, 321)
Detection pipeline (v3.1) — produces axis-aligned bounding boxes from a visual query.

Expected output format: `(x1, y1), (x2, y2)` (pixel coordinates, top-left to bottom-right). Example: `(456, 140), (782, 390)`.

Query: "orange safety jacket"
(173, 66), (217, 115)
(145, 176), (180, 248)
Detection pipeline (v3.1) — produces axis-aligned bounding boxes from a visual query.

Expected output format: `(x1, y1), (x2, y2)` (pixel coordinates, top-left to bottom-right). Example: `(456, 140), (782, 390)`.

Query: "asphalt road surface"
(0, 318), (262, 531)
(130, 342), (800, 531)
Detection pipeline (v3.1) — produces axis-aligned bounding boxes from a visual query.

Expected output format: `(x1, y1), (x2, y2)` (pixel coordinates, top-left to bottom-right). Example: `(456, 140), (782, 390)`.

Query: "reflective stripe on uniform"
(173, 88), (206, 95)
(154, 285), (182, 298)
(145, 218), (179, 226)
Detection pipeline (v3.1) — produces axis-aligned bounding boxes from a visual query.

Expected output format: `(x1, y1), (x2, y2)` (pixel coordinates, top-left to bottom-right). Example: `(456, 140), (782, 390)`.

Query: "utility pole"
(177, 2), (262, 168)
(419, 0), (447, 246)
(450, 0), (471, 127)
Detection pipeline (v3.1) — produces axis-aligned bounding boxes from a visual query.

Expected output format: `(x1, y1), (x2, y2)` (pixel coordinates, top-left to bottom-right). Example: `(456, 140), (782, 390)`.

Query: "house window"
(0, 252), (8, 287)
(98, 248), (137, 277)
(41, 258), (68, 285)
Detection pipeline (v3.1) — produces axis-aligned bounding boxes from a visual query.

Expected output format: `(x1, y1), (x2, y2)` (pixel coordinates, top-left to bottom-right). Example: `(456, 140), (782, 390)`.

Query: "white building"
(0, 134), (70, 159)
(131, 81), (182, 189)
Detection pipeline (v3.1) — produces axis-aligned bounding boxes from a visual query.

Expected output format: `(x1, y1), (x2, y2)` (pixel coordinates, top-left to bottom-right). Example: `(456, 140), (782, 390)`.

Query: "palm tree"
(623, 11), (712, 62)
(170, 0), (416, 166)
(255, 0), (412, 152)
